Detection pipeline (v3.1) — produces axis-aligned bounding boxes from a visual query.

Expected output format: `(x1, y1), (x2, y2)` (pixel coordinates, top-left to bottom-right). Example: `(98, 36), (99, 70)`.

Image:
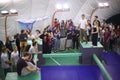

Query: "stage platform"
(80, 42), (103, 64)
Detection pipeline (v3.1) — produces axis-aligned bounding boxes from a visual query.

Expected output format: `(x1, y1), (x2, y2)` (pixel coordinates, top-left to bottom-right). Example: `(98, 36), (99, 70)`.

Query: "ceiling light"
(104, 2), (109, 7)
(0, 0), (10, 3)
(1, 10), (9, 15)
(9, 9), (18, 14)
(98, 3), (104, 7)
(98, 2), (109, 7)
(56, 4), (62, 10)
(63, 4), (69, 9)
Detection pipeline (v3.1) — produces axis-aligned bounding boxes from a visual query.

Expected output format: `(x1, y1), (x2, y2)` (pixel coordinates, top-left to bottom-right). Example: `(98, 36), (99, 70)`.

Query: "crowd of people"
(0, 14), (120, 77)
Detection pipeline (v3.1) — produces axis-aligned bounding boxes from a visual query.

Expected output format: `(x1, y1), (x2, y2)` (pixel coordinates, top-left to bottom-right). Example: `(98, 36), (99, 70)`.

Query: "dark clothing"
(19, 34), (28, 42)
(17, 58), (28, 76)
(5, 41), (13, 60)
(4, 68), (11, 76)
(92, 27), (98, 46)
(103, 32), (110, 43)
(0, 40), (3, 64)
(60, 29), (67, 38)
(72, 30), (80, 49)
(41, 34), (51, 54)
(5, 41), (13, 52)
(103, 31), (111, 51)
(93, 20), (100, 27)
(0, 40), (4, 53)
(16, 38), (20, 56)
(67, 30), (72, 39)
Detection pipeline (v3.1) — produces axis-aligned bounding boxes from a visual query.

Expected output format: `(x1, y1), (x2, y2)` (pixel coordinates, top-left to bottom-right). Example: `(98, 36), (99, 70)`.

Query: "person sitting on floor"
(17, 53), (39, 76)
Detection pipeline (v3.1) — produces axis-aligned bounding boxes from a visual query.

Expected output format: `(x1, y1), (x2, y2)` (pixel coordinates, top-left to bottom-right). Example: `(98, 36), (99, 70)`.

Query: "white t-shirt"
(1, 53), (10, 69)
(11, 51), (19, 66)
(34, 33), (41, 39)
(79, 19), (87, 29)
(28, 34), (35, 40)
(86, 26), (90, 36)
(29, 45), (38, 54)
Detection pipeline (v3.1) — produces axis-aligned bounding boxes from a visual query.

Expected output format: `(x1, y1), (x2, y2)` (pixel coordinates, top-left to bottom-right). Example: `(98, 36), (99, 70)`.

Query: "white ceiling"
(0, 0), (120, 41)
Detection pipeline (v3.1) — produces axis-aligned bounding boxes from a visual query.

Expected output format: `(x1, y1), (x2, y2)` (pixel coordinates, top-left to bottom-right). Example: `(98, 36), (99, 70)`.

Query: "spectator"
(103, 27), (111, 52)
(11, 46), (19, 71)
(17, 53), (39, 76)
(1, 47), (11, 76)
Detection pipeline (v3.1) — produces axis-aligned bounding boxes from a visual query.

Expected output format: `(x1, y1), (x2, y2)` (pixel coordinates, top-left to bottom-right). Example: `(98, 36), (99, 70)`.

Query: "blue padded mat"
(102, 52), (120, 65)
(105, 65), (120, 80)
(40, 66), (104, 80)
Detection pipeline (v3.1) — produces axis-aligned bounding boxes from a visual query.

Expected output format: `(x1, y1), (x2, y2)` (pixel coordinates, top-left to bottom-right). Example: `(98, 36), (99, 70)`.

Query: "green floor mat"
(42, 49), (81, 66)
(44, 57), (80, 66)
(18, 72), (41, 80)
(0, 65), (5, 80)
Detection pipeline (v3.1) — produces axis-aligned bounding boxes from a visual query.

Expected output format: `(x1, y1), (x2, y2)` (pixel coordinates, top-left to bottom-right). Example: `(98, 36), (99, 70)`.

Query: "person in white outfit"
(11, 46), (19, 71)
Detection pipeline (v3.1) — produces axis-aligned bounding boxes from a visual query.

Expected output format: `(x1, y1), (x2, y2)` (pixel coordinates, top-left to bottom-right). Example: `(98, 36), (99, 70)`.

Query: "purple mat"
(105, 65), (120, 80)
(102, 52), (120, 65)
(40, 66), (104, 80)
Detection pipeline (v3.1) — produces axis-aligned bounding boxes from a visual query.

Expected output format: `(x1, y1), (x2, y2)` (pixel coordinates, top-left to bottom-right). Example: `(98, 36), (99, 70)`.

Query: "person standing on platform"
(93, 16), (101, 27)
(59, 27), (67, 50)
(86, 20), (92, 41)
(79, 14), (88, 43)
(92, 21), (99, 47)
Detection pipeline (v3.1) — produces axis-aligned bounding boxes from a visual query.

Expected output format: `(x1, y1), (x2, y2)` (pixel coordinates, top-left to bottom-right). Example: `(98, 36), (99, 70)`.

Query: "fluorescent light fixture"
(9, 9), (17, 14)
(1, 10), (9, 14)
(63, 4), (69, 9)
(104, 2), (109, 7)
(56, 4), (62, 10)
(98, 3), (104, 7)
(0, 0), (10, 3)
(98, 2), (109, 7)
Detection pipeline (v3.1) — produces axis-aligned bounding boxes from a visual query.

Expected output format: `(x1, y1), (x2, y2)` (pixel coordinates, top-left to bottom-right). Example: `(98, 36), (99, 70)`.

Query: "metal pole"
(4, 16), (8, 41)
